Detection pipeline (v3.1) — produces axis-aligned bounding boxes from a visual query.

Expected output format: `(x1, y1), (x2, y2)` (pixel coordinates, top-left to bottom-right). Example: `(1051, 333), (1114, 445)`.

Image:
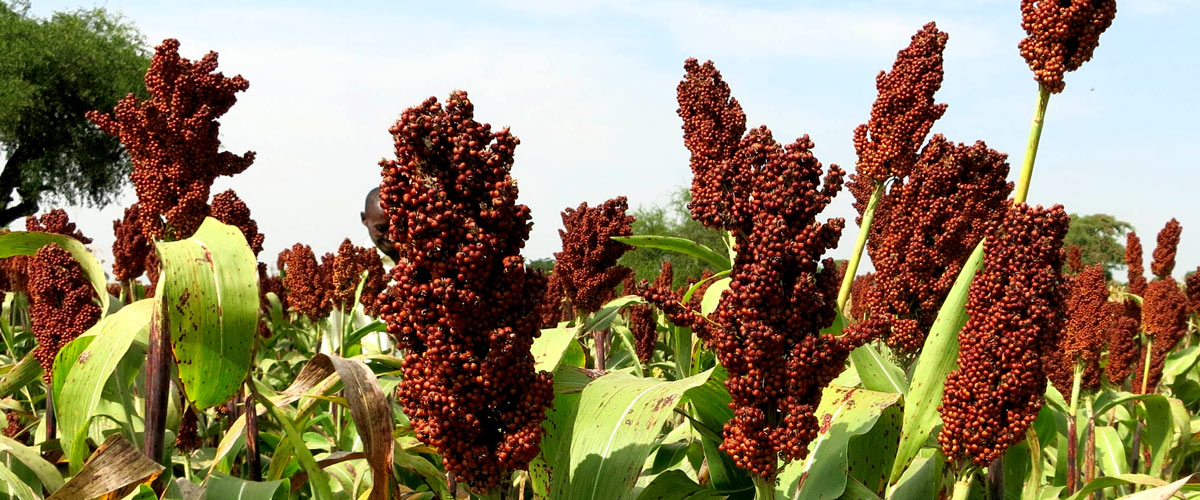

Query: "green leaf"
(886, 451), (943, 500)
(777, 386), (902, 500)
(550, 369), (713, 500)
(1061, 473), (1175, 500)
(847, 404), (901, 498)
(392, 446), (450, 499)
(205, 473), (289, 500)
(1094, 425), (1128, 478)
(699, 278), (729, 317)
(0, 351), (41, 399)
(0, 434), (63, 491)
(533, 325), (580, 373)
(841, 476), (884, 500)
(849, 343), (907, 396)
(635, 470), (723, 500)
(255, 385), (333, 500)
(120, 484), (158, 500)
(0, 460), (39, 500)
(889, 241), (983, 483)
(1094, 392), (1174, 477)
(686, 368), (751, 493)
(53, 298), (154, 472)
(612, 235), (731, 271)
(531, 384), (584, 498)
(0, 231), (109, 316)
(157, 217), (259, 409)
(580, 295), (646, 333)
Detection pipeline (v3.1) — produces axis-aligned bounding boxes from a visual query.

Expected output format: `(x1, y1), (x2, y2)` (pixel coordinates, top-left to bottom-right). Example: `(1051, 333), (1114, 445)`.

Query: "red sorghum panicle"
(552, 197), (635, 314)
(112, 204), (151, 282)
(377, 91), (553, 491)
(686, 269), (716, 312)
(1126, 232), (1146, 296)
(0, 253), (29, 294)
(210, 189), (265, 256)
(26, 209), (92, 244)
(1046, 264), (1110, 393)
(674, 59), (860, 477)
(1067, 244), (1084, 273)
(939, 203), (1069, 467)
(1132, 278), (1188, 392)
(282, 243), (331, 321)
(1186, 268), (1200, 314)
(27, 244), (101, 383)
(850, 22), (948, 197)
(328, 238), (386, 316)
(1018, 0), (1117, 93)
(1150, 218), (1181, 280)
(539, 273), (569, 328)
(1104, 301), (1141, 386)
(87, 38), (254, 240)
(629, 262), (673, 364)
(848, 273), (875, 323)
(677, 59), (748, 229)
(3, 412), (23, 443)
(144, 251), (160, 297)
(864, 135), (1011, 354)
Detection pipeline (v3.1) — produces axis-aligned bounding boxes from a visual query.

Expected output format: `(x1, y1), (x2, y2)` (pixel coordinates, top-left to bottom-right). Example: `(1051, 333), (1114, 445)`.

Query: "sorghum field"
(1, 1), (1197, 499)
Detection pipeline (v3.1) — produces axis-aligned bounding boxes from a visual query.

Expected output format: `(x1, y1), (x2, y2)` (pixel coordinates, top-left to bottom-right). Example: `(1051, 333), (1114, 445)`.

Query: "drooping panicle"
(1186, 268), (1200, 314)
(677, 58), (749, 229)
(26, 244), (101, 382)
(26, 209), (91, 243)
(112, 203), (151, 282)
(377, 91), (553, 491)
(1018, 0), (1117, 93)
(1046, 264), (1111, 393)
(850, 22), (948, 192)
(210, 189), (265, 256)
(1132, 278), (1189, 392)
(552, 197), (635, 314)
(1126, 232), (1146, 296)
(281, 243), (331, 321)
(87, 38), (254, 240)
(1150, 218), (1181, 280)
(939, 203), (1069, 467)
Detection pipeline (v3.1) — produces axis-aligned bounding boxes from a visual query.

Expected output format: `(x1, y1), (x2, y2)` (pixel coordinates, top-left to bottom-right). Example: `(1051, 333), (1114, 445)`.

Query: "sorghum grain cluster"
(112, 204), (151, 282)
(210, 189), (265, 256)
(1126, 232), (1146, 296)
(1150, 218), (1181, 279)
(1018, 0), (1117, 93)
(377, 91), (552, 491)
(1132, 278), (1188, 392)
(1046, 264), (1110, 392)
(87, 38), (255, 240)
(328, 238), (385, 316)
(552, 197), (635, 314)
(281, 243), (332, 321)
(27, 244), (101, 382)
(939, 203), (1069, 467)
(26, 209), (91, 243)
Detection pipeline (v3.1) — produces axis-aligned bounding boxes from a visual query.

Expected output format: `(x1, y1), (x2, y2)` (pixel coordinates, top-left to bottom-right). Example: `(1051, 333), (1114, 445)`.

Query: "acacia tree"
(0, 2), (149, 226)
(1064, 213), (1134, 276)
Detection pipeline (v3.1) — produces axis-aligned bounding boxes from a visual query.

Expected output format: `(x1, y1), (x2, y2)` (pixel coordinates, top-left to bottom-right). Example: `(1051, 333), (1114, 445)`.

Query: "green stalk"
(753, 475), (777, 500)
(951, 471), (975, 500)
(1013, 84), (1051, 204)
(1084, 395), (1096, 496)
(1139, 339), (1154, 395)
(1066, 363), (1083, 494)
(836, 182), (885, 311)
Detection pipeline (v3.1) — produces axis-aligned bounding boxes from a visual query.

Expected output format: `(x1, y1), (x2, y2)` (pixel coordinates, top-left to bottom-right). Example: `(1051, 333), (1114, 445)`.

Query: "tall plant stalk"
(144, 307), (170, 464)
(951, 470), (976, 500)
(1084, 395), (1097, 497)
(1067, 364), (1083, 494)
(837, 183), (884, 310)
(752, 475), (777, 500)
(1013, 85), (1051, 204)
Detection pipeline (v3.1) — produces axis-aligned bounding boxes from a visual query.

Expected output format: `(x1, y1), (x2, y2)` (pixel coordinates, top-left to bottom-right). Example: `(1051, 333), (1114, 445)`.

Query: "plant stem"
(143, 307), (170, 464)
(952, 471), (975, 500)
(1084, 395), (1096, 499)
(1067, 363), (1083, 494)
(245, 383), (262, 481)
(1013, 84), (1051, 204)
(836, 182), (884, 311)
(1139, 338), (1154, 395)
(987, 457), (1003, 500)
(752, 475), (777, 500)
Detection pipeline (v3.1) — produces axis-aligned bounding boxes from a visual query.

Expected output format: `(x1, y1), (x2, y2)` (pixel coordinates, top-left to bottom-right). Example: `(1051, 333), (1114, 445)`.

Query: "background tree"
(0, 1), (149, 226)
(618, 187), (725, 288)
(1064, 213), (1134, 278)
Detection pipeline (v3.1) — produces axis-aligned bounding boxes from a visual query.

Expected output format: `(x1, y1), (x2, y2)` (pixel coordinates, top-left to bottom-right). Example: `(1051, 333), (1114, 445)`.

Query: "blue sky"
(26, 0), (1200, 277)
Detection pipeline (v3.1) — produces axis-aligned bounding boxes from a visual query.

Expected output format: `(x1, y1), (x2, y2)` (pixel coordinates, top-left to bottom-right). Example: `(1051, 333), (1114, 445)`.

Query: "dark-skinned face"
(361, 201), (398, 261)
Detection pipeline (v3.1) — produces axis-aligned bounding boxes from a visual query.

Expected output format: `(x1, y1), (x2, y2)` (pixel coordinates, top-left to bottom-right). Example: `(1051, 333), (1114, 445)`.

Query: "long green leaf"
(611, 235), (731, 271)
(1094, 392), (1174, 477)
(533, 325), (580, 373)
(889, 241), (984, 483)
(580, 295), (645, 333)
(205, 473), (289, 500)
(0, 460), (38, 500)
(848, 404), (901, 497)
(0, 352), (41, 399)
(0, 231), (109, 315)
(776, 386), (902, 500)
(1095, 425), (1129, 478)
(0, 434), (63, 491)
(1061, 473), (1174, 500)
(53, 298), (154, 472)
(686, 367), (750, 493)
(157, 217), (259, 409)
(550, 369), (713, 500)
(255, 386), (333, 500)
(849, 343), (908, 396)
(635, 470), (723, 499)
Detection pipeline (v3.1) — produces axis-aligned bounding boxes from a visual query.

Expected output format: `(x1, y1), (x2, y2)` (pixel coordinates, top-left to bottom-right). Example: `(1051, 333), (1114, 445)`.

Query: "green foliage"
(1064, 213), (1134, 276)
(0, 1), (149, 224)
(618, 188), (726, 288)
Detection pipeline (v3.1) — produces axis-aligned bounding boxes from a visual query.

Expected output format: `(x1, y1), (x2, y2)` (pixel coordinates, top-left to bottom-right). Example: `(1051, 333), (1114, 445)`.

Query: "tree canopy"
(1064, 213), (1134, 277)
(0, 1), (149, 226)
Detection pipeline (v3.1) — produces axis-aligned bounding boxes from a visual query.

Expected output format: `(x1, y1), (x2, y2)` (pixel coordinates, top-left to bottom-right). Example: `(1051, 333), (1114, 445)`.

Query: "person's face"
(361, 202), (396, 258)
